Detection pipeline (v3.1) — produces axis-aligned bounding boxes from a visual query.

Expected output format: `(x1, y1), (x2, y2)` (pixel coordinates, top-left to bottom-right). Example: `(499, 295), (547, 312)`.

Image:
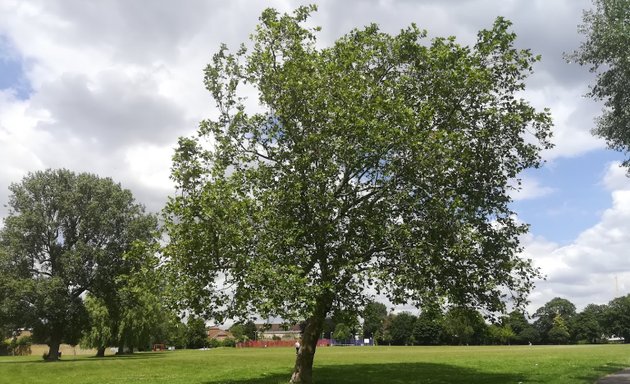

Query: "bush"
(221, 338), (236, 347)
(14, 336), (32, 356)
(0, 339), (9, 356)
(3, 336), (32, 356)
(207, 338), (221, 348)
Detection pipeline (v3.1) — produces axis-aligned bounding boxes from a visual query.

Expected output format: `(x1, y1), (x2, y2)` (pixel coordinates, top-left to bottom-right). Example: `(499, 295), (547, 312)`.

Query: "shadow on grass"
(89, 352), (168, 360)
(0, 351), (167, 364)
(203, 362), (526, 384)
(574, 362), (630, 383)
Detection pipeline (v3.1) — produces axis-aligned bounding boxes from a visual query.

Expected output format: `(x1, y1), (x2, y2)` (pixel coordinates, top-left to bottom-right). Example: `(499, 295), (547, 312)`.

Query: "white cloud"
(512, 176), (556, 201)
(602, 161), (630, 191)
(1, 0), (627, 317)
(532, 85), (606, 161)
(524, 162), (630, 312)
(0, 0), (299, 221)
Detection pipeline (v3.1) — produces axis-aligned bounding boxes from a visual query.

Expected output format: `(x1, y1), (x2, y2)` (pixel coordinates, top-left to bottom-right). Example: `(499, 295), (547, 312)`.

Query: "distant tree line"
(322, 297), (630, 346)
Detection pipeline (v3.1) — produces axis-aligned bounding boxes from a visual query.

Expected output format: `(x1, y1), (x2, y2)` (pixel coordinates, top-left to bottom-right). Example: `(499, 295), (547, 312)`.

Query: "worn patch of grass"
(0, 344), (629, 383)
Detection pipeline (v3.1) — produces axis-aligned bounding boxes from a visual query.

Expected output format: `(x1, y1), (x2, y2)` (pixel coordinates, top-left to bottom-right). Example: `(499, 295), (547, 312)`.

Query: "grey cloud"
(29, 0), (277, 65)
(314, 0), (593, 88)
(35, 0), (214, 64)
(32, 71), (186, 150)
(505, 0), (593, 88)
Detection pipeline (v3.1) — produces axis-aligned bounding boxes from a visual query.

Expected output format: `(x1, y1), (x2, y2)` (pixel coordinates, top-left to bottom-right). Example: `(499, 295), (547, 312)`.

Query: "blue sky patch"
(0, 35), (32, 100)
(513, 149), (626, 245)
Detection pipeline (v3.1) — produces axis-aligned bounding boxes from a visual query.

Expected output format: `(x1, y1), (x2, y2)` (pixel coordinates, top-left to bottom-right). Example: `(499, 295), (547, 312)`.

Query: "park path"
(597, 369), (630, 383)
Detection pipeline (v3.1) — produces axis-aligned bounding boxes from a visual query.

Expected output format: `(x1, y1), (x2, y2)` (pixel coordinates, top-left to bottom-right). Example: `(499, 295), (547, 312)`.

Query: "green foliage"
(332, 323), (352, 342)
(0, 247), (32, 338)
(207, 338), (221, 348)
(221, 338), (236, 347)
(488, 324), (515, 345)
(570, 0), (630, 168)
(80, 295), (113, 351)
(603, 294), (630, 341)
(0, 169), (157, 360)
(443, 307), (487, 346)
(517, 327), (540, 345)
(573, 304), (606, 344)
(229, 323), (246, 341)
(533, 297), (576, 344)
(503, 310), (538, 344)
(81, 244), (169, 355)
(362, 301), (388, 339)
(388, 312), (417, 346)
(0, 339), (7, 356)
(230, 321), (258, 342)
(548, 314), (571, 345)
(331, 310), (360, 335)
(163, 5), (552, 382)
(413, 310), (445, 345)
(243, 321), (258, 341)
(162, 317), (189, 349)
(165, 5), (551, 320)
(186, 317), (208, 349)
(1, 335), (32, 356)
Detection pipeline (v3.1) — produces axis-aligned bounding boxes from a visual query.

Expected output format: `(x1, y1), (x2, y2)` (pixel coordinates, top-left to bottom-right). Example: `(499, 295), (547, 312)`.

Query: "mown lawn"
(1, 344), (629, 384)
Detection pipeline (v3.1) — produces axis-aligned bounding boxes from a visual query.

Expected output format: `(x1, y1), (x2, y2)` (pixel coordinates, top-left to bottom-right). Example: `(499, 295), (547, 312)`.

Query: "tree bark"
(46, 333), (62, 362)
(96, 346), (106, 357)
(290, 295), (332, 384)
(116, 341), (125, 355)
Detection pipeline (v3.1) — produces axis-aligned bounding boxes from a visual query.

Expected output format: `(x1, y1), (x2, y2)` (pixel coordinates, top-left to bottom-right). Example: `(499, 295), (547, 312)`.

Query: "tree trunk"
(96, 346), (106, 357)
(290, 295), (332, 384)
(116, 341), (127, 355)
(46, 334), (62, 362)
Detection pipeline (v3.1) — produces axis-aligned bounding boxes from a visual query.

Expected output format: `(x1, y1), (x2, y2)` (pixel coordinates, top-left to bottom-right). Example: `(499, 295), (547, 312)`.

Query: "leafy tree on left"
(0, 169), (157, 361)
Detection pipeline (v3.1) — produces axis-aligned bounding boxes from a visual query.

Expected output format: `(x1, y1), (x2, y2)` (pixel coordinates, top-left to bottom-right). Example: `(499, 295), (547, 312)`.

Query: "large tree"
(164, 6), (552, 383)
(443, 307), (487, 345)
(533, 297), (576, 344)
(574, 303), (606, 344)
(362, 301), (388, 339)
(388, 312), (417, 346)
(0, 169), (156, 361)
(603, 294), (630, 342)
(413, 309), (445, 345)
(570, 0), (630, 167)
(503, 310), (539, 344)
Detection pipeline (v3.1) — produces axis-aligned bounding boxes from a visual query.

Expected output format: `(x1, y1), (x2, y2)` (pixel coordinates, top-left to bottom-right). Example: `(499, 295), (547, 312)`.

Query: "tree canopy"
(571, 0), (630, 167)
(533, 297), (576, 344)
(362, 301), (388, 339)
(0, 169), (157, 360)
(164, 5), (552, 383)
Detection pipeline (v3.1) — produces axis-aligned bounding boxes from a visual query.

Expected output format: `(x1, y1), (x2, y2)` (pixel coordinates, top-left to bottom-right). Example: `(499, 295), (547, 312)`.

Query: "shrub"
(13, 336), (32, 356)
(3, 336), (32, 356)
(221, 338), (236, 347)
(207, 338), (221, 348)
(0, 339), (9, 356)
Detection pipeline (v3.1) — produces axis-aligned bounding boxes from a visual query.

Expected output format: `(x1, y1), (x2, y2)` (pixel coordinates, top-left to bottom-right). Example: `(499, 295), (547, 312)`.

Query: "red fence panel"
(236, 339), (331, 348)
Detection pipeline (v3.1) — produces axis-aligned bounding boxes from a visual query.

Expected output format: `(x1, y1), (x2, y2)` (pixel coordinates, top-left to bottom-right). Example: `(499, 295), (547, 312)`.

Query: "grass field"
(1, 344), (629, 384)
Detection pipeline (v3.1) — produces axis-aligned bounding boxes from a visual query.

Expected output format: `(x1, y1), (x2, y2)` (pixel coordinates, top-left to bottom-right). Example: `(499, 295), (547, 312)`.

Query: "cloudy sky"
(0, 0), (627, 315)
